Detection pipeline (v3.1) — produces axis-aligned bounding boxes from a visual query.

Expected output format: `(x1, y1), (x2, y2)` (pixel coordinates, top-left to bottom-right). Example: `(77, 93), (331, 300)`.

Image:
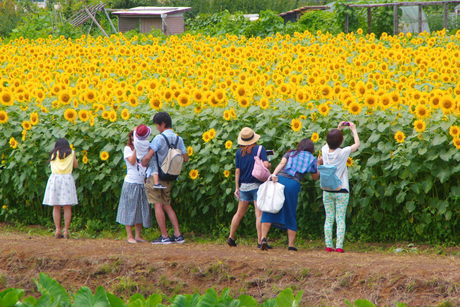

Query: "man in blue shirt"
(142, 112), (188, 245)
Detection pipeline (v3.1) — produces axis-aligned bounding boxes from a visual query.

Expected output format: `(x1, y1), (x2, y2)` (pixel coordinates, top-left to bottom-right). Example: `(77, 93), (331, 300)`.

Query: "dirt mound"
(0, 232), (459, 306)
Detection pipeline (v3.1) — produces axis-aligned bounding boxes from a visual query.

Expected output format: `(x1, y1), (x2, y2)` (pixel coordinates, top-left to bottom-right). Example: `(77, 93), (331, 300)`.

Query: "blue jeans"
(239, 189), (258, 202)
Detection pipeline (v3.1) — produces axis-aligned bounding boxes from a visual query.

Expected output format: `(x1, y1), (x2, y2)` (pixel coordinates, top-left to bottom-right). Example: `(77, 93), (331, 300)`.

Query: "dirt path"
(0, 232), (459, 306)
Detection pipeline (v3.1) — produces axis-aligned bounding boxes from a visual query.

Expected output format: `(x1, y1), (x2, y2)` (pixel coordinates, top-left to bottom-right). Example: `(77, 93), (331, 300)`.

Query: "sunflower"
(208, 128), (216, 139)
(27, 112), (39, 125)
(394, 131), (406, 143)
(64, 108), (77, 122)
(449, 125), (460, 138)
(311, 132), (320, 143)
(440, 95), (455, 114)
(109, 110), (117, 122)
(177, 94), (191, 107)
(223, 110), (231, 121)
(318, 103), (330, 116)
(225, 140), (233, 149)
(120, 108), (130, 121)
(149, 98), (162, 110)
(100, 151), (110, 161)
(413, 120), (426, 133)
(85, 90), (96, 103)
(235, 85), (246, 97)
(0, 111), (8, 124)
(346, 157), (354, 167)
(238, 97), (250, 108)
(187, 146), (194, 156)
(1, 91), (13, 106)
(415, 104), (430, 119)
(189, 169), (199, 180)
(320, 85), (332, 98)
(453, 137), (460, 150)
(202, 132), (211, 143)
(9, 137), (18, 149)
(223, 170), (231, 178)
(21, 121), (32, 131)
(291, 118), (302, 132)
(78, 110), (90, 122)
(128, 95), (138, 107)
(82, 155), (89, 164)
(348, 102), (362, 115)
(259, 98), (269, 110)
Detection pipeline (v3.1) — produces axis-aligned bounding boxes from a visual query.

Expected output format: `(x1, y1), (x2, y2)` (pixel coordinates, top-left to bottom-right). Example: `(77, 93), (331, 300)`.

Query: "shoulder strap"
(174, 136), (180, 148)
(256, 145), (262, 158)
(161, 133), (172, 149)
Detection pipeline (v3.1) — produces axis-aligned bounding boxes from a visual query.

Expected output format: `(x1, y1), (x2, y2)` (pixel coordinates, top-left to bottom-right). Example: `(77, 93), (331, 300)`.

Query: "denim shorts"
(240, 189), (258, 202)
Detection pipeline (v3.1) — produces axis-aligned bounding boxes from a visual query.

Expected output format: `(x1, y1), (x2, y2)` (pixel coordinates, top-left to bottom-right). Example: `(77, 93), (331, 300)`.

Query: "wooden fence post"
(443, 3), (449, 29)
(345, 13), (349, 33)
(393, 5), (399, 35)
(367, 7), (372, 33)
(418, 5), (423, 33)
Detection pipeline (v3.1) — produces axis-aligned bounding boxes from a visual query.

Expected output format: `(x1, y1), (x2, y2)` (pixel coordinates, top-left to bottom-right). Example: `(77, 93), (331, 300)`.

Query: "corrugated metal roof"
(112, 6), (191, 16)
(279, 5), (329, 16)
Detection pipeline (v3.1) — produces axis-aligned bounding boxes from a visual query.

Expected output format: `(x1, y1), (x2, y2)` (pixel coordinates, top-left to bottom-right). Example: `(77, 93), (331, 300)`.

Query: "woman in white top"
(320, 121), (360, 253)
(116, 131), (152, 244)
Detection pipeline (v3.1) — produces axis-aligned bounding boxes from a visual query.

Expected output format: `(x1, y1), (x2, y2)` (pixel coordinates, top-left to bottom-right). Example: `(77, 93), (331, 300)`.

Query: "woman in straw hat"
(227, 127), (271, 249)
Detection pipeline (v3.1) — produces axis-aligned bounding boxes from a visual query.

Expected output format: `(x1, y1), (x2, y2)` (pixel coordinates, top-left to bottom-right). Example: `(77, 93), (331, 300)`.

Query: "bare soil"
(0, 231), (459, 306)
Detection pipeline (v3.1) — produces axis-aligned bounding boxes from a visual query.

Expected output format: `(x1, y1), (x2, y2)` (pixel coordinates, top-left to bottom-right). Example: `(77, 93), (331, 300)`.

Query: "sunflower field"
(1, 29), (460, 242)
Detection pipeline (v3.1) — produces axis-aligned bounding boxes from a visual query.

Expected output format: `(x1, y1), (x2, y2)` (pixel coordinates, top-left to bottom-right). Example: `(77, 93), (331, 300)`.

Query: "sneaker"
(260, 238), (269, 251)
(227, 237), (237, 247)
(151, 236), (173, 245)
(153, 184), (167, 189)
(257, 243), (273, 249)
(335, 248), (345, 253)
(172, 234), (185, 244)
(325, 247), (335, 252)
(288, 246), (298, 252)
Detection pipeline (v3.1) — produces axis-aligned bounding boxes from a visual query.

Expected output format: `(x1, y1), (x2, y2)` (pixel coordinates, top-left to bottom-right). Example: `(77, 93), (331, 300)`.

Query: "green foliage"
(297, 10), (341, 34)
(187, 10), (306, 37)
(9, 8), (84, 40)
(0, 274), (311, 306)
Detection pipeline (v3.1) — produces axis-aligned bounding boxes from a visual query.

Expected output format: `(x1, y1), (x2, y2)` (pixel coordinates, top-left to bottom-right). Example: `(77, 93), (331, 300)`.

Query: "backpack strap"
(174, 136), (180, 149)
(161, 133), (172, 149)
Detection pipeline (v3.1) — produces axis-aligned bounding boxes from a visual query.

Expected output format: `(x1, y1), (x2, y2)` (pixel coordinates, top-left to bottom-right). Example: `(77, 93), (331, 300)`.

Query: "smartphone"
(343, 122), (350, 126)
(266, 150), (275, 156)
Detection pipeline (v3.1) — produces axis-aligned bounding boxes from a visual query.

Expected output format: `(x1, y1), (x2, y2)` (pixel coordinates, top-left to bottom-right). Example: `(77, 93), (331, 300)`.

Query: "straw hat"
(237, 127), (260, 146)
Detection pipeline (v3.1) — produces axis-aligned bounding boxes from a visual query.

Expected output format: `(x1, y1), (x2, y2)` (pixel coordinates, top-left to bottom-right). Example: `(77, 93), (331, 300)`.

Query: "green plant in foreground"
(0, 273), (413, 307)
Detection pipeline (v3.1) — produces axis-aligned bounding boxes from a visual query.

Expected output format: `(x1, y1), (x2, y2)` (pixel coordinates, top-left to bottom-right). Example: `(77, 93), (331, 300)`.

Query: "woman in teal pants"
(320, 121), (360, 253)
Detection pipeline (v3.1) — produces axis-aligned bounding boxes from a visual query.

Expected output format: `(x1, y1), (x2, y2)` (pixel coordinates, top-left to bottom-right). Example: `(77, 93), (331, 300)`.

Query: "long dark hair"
(127, 130), (134, 150)
(49, 138), (72, 161)
(288, 138), (315, 157)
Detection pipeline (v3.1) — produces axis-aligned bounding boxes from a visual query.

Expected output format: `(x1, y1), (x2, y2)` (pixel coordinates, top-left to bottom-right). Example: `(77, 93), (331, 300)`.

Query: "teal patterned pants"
(323, 192), (350, 249)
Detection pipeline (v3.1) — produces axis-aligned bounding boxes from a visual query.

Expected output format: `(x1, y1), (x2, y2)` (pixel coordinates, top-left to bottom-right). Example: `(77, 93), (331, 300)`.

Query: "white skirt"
(43, 174), (78, 206)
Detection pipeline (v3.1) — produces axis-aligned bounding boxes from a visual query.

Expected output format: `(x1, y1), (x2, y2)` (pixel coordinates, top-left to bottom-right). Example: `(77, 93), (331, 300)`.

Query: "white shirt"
(321, 144), (352, 191)
(133, 135), (151, 160)
(123, 146), (145, 184)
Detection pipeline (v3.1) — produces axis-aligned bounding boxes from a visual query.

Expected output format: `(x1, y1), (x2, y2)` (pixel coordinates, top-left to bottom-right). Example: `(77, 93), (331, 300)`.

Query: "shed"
(111, 7), (191, 35)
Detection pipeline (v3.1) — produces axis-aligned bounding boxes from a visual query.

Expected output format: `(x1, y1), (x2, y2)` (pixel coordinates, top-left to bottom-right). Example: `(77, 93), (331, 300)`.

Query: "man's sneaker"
(257, 243), (273, 249)
(153, 184), (167, 189)
(151, 236), (173, 245)
(227, 237), (237, 247)
(172, 234), (185, 244)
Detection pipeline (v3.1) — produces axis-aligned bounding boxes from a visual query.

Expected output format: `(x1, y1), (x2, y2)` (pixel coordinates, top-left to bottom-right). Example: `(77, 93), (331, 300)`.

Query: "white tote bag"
(256, 181), (285, 214)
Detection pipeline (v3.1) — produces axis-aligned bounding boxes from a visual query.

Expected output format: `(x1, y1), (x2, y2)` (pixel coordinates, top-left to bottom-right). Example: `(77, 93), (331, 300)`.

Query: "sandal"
(63, 232), (70, 239)
(55, 232), (63, 239)
(127, 239), (137, 244)
(135, 239), (147, 243)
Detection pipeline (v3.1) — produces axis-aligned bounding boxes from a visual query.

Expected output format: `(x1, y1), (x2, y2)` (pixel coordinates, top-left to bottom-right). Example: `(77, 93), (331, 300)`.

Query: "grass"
(1, 222), (459, 257)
